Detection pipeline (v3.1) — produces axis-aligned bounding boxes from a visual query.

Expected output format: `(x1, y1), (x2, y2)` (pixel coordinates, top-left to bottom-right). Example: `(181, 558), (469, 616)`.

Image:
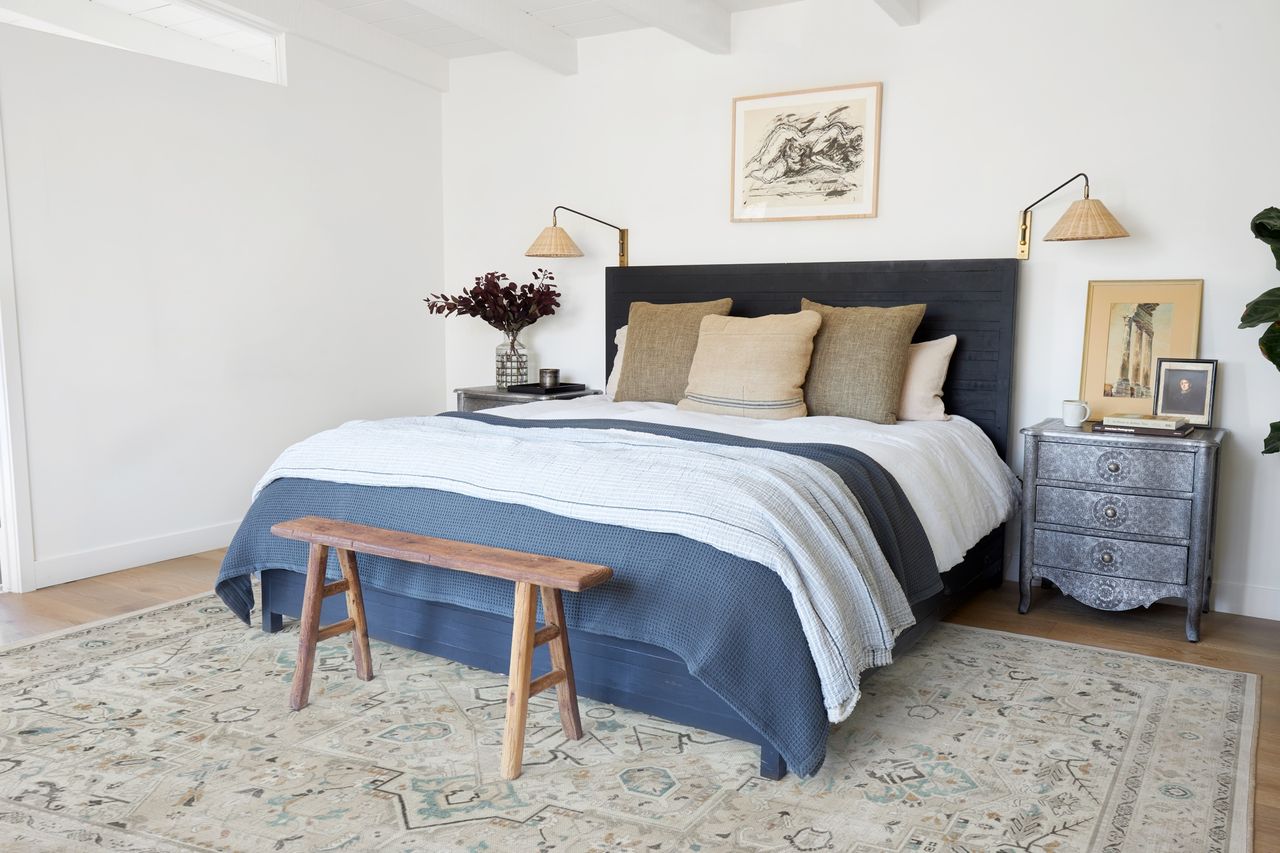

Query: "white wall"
(441, 0), (1280, 618)
(0, 25), (445, 590)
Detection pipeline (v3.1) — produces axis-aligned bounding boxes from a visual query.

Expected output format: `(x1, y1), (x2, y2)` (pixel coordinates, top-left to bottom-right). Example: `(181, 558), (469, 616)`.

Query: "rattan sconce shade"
(525, 225), (584, 258)
(1043, 198), (1129, 242)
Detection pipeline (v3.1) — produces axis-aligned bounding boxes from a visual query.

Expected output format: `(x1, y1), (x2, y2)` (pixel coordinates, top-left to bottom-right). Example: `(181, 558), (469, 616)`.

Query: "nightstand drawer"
(1038, 441), (1195, 492)
(1035, 485), (1192, 539)
(1033, 530), (1188, 585)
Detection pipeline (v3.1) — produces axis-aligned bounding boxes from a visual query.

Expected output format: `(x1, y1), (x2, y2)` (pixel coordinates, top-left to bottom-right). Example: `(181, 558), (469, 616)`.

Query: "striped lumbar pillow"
(677, 311), (822, 420)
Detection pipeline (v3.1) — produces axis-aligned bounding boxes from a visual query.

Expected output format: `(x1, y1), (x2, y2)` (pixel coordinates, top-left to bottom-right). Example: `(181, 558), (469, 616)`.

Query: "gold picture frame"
(730, 82), (882, 222)
(1079, 279), (1203, 420)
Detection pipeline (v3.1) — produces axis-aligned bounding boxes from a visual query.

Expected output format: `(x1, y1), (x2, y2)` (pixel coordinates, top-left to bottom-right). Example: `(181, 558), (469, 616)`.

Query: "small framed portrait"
(1153, 358), (1218, 426)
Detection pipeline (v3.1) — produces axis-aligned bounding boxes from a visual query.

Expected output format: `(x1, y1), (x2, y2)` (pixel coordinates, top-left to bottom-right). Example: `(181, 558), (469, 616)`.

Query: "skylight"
(0, 0), (283, 84)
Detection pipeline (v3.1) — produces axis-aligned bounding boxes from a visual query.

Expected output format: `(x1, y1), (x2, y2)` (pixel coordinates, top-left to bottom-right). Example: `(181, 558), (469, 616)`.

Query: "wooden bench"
(270, 515), (613, 780)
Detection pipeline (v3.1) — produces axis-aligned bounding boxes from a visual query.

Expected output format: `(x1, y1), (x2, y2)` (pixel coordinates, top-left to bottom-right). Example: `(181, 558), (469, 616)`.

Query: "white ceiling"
(92, 1), (277, 63)
(0, 0), (913, 91)
(314, 0), (801, 59)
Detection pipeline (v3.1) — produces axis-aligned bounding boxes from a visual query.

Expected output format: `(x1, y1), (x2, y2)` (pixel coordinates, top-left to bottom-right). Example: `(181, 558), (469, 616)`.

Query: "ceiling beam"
(607, 0), (730, 54)
(872, 0), (919, 26)
(198, 0), (450, 90)
(402, 0), (577, 75)
(0, 0), (278, 81)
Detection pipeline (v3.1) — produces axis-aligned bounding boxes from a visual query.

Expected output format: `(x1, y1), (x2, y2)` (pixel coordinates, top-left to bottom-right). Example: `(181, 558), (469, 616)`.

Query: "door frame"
(0, 73), (35, 593)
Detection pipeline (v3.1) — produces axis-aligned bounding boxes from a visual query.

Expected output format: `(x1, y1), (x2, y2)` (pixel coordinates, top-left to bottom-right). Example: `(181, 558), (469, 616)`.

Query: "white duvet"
(484, 396), (1019, 573)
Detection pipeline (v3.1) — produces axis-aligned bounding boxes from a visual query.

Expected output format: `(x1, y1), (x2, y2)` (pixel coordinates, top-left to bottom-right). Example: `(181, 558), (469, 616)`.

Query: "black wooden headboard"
(604, 258), (1019, 458)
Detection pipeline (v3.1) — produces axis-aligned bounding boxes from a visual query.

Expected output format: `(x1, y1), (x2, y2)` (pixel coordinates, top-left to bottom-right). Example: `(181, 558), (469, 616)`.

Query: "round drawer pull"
(1089, 541), (1123, 573)
(1096, 451), (1130, 483)
(1093, 497), (1128, 526)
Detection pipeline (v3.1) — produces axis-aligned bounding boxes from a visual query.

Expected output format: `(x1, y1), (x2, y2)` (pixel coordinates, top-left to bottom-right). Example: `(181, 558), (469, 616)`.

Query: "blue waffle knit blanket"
(216, 413), (938, 776)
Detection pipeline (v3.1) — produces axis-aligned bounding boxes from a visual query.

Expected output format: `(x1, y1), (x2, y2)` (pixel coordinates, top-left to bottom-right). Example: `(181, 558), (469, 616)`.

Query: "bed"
(218, 257), (1019, 779)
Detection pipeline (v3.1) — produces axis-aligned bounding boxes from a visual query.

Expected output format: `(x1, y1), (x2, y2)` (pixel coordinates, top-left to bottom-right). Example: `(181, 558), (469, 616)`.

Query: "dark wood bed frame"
(261, 257), (1019, 779)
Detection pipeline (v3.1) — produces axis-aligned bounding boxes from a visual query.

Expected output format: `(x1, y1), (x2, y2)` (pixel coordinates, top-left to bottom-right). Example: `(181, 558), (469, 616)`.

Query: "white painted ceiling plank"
(200, 0), (450, 88)
(871, 0), (918, 26)
(606, 0), (729, 53)
(400, 0), (577, 74)
(0, 0), (276, 80)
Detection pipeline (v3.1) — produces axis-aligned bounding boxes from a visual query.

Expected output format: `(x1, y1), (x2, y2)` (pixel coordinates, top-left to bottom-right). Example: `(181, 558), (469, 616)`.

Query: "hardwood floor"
(0, 549), (224, 646)
(0, 562), (1274, 844)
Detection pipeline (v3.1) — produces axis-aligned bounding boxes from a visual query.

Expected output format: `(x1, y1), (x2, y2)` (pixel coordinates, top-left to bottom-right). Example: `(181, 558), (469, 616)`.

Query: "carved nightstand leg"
(1018, 572), (1032, 614)
(1185, 586), (1203, 642)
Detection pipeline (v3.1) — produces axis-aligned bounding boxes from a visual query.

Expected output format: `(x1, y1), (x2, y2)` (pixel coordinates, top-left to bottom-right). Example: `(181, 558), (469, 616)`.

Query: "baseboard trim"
(32, 521), (239, 589)
(1208, 580), (1280, 622)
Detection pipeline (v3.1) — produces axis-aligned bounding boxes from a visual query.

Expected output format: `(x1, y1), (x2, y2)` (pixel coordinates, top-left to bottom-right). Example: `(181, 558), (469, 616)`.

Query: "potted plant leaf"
(1240, 207), (1280, 454)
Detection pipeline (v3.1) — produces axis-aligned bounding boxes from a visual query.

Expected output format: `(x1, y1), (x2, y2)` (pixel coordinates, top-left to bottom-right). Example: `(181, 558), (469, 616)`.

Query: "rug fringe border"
(940, 622), (1259, 852)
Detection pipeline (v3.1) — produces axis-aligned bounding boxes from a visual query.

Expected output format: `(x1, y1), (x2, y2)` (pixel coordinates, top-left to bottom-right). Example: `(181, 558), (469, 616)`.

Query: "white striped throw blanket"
(253, 416), (916, 721)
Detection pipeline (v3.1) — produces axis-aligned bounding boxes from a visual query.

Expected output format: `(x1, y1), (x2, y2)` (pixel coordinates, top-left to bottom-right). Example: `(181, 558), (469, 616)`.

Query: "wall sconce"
(526, 206), (629, 267)
(1017, 173), (1129, 260)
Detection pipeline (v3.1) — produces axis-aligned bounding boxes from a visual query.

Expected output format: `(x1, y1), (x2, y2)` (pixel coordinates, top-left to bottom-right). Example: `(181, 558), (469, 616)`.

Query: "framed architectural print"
(730, 82), (882, 222)
(1154, 358), (1218, 426)
(1079, 279), (1203, 419)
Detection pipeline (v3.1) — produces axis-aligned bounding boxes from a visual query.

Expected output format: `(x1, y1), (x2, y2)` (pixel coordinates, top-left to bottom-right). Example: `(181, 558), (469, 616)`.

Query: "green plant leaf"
(1265, 421), (1280, 455)
(1240, 286), (1280, 328)
(1253, 207), (1280, 270)
(1261, 322), (1280, 371)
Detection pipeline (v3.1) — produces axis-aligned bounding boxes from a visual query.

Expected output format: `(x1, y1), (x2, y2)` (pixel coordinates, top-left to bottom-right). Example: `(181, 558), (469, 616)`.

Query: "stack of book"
(1092, 413), (1194, 437)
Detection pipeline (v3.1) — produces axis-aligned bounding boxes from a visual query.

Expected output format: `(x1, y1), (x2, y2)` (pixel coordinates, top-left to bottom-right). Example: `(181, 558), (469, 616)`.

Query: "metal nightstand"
(1018, 418), (1225, 641)
(454, 385), (602, 413)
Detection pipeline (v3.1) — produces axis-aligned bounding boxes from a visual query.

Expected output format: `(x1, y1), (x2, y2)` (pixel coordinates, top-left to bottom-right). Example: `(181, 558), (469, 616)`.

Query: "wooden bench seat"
(270, 515), (613, 780)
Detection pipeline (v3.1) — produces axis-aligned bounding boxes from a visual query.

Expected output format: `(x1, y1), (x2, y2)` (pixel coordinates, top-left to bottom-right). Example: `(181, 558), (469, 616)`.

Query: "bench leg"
(337, 549), (373, 682)
(290, 543), (329, 712)
(502, 581), (538, 780)
(539, 586), (583, 740)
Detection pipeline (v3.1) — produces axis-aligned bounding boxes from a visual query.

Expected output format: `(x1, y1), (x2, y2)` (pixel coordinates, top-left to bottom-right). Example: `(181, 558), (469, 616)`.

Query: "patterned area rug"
(0, 593), (1256, 852)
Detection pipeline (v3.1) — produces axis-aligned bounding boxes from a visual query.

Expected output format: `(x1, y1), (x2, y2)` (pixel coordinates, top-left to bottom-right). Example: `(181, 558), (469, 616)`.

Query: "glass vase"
(495, 336), (528, 390)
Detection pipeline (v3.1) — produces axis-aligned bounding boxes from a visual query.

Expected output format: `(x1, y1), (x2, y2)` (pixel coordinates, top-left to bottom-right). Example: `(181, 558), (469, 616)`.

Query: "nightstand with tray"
(1019, 418), (1225, 641)
(455, 384), (602, 413)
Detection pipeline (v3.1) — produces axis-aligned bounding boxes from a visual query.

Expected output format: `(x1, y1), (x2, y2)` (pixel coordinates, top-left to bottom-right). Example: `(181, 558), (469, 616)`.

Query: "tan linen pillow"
(801, 299), (926, 423)
(899, 335), (957, 421)
(677, 311), (822, 420)
(614, 299), (733, 404)
(605, 325), (627, 398)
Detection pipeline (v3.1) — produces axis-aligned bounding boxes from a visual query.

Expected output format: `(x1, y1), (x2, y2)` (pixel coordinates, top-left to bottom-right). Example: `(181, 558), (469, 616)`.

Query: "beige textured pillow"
(677, 311), (822, 420)
(801, 299), (926, 423)
(614, 299), (732, 404)
(899, 335), (956, 421)
(605, 325), (627, 398)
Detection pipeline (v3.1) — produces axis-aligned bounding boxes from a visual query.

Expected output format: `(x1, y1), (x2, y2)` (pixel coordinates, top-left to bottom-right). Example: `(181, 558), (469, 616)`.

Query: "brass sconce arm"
(527, 206), (629, 267)
(1017, 172), (1127, 260)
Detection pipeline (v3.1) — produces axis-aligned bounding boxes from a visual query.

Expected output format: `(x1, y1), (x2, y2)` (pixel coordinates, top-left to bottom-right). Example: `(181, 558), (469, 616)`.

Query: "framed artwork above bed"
(730, 82), (882, 222)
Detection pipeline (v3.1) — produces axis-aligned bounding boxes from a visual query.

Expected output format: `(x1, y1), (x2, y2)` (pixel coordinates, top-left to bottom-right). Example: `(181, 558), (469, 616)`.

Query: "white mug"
(1063, 399), (1091, 428)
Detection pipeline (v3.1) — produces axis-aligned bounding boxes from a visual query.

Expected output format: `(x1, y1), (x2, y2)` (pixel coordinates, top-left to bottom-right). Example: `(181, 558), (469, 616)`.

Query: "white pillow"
(605, 325), (627, 398)
(898, 335), (956, 421)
